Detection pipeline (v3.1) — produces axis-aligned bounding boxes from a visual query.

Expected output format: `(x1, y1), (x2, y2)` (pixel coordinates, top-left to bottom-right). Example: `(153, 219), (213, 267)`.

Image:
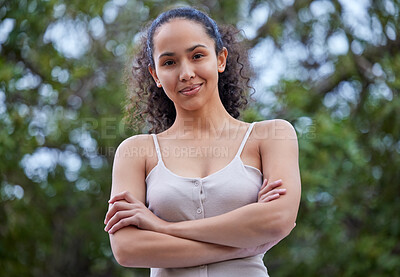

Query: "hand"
(257, 179), (286, 203)
(104, 191), (168, 234)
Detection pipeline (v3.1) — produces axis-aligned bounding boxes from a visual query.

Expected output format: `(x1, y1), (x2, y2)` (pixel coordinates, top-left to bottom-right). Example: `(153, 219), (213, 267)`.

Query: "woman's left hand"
(104, 191), (168, 234)
(258, 179), (286, 203)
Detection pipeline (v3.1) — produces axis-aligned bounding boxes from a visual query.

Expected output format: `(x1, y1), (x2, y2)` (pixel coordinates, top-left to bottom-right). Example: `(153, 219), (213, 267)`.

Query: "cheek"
(158, 71), (176, 87)
(197, 62), (219, 80)
(157, 72), (178, 100)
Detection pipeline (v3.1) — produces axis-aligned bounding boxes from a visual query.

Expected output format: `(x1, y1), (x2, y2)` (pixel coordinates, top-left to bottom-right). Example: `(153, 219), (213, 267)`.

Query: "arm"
(107, 135), (262, 268)
(158, 120), (301, 248)
(111, 226), (251, 268)
(107, 120), (301, 249)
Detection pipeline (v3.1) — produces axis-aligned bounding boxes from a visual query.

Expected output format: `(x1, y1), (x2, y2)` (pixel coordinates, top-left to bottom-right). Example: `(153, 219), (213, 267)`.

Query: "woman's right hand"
(257, 179), (286, 203)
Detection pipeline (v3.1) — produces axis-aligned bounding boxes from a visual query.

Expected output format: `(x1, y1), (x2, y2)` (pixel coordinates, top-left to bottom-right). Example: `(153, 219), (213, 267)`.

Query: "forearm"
(110, 226), (250, 268)
(161, 201), (295, 248)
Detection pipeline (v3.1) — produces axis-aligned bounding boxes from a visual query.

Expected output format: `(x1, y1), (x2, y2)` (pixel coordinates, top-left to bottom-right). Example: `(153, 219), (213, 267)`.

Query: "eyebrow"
(158, 44), (208, 59)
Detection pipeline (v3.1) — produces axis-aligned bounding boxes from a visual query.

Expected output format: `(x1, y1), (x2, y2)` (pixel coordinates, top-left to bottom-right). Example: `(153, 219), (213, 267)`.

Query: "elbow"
(114, 253), (128, 267)
(261, 211), (296, 242)
(275, 214), (297, 240)
(110, 233), (141, 267)
(113, 247), (132, 267)
(111, 238), (133, 267)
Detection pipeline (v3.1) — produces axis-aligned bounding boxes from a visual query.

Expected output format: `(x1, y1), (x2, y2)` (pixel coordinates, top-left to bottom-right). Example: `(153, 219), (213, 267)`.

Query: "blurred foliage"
(0, 0), (399, 276)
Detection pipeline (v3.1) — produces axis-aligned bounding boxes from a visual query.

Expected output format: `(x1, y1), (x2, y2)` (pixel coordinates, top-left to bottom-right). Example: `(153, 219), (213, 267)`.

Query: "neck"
(166, 96), (240, 139)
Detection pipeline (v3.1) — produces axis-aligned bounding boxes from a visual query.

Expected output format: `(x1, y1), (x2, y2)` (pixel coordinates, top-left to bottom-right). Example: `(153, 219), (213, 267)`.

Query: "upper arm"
(108, 135), (150, 259)
(110, 134), (149, 203)
(259, 119), (301, 229)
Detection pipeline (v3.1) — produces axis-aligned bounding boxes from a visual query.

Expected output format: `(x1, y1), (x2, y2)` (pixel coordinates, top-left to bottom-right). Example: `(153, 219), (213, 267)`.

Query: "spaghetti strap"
(151, 134), (163, 162)
(236, 122), (256, 158)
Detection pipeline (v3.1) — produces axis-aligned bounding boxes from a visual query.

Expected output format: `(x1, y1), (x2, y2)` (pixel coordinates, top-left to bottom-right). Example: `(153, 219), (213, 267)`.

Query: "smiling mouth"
(179, 84), (202, 96)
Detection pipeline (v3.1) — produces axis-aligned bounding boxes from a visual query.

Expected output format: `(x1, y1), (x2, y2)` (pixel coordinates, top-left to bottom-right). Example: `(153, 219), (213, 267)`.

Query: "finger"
(259, 193), (280, 203)
(108, 191), (136, 204)
(259, 179), (282, 195)
(260, 179), (268, 191)
(105, 210), (134, 232)
(263, 188), (287, 197)
(104, 201), (132, 224)
(260, 188), (286, 201)
(108, 191), (135, 204)
(258, 179), (282, 199)
(266, 179), (283, 190)
(108, 218), (134, 234)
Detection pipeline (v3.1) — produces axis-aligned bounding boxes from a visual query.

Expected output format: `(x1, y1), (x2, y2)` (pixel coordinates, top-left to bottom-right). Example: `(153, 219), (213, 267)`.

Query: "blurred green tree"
(0, 0), (399, 276)
(243, 1), (400, 276)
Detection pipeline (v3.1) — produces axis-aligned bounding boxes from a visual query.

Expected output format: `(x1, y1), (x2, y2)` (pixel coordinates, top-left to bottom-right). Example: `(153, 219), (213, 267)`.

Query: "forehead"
(152, 19), (215, 55)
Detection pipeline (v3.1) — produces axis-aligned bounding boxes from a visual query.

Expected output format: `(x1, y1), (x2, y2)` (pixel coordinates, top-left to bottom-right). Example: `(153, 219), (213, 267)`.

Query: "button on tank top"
(145, 122), (269, 277)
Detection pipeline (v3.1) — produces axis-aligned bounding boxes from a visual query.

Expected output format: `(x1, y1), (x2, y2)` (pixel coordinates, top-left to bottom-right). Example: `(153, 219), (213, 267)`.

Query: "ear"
(217, 47), (228, 73)
(148, 64), (162, 88)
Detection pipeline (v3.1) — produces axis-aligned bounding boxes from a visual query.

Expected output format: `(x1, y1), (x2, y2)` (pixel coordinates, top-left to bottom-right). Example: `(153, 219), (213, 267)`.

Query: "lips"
(179, 84), (202, 96)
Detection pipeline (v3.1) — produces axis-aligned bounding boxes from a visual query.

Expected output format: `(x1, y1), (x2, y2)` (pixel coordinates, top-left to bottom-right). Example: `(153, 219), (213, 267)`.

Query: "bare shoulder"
(114, 134), (154, 162)
(253, 119), (297, 141)
(253, 119), (298, 156)
(116, 133), (153, 149)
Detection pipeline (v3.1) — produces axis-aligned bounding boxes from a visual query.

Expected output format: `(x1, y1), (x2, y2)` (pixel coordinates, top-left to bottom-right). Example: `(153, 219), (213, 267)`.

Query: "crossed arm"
(105, 120), (301, 268)
(106, 181), (285, 268)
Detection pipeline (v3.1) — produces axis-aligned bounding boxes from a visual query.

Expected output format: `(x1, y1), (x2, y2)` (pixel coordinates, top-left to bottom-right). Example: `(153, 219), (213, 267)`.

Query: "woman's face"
(149, 19), (227, 112)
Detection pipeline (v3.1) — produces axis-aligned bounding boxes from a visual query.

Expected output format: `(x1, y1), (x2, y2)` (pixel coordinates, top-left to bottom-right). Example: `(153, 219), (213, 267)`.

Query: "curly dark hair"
(124, 7), (254, 134)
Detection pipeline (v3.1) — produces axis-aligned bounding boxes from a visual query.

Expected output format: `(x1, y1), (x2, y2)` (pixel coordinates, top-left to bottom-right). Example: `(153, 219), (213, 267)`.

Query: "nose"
(179, 61), (195, 81)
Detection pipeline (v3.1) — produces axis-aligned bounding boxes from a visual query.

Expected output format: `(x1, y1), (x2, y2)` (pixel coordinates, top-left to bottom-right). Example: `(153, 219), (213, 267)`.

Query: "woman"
(104, 7), (301, 276)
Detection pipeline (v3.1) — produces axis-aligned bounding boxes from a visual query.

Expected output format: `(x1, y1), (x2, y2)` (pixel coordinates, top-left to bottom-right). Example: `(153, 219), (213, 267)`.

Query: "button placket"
(193, 179), (205, 219)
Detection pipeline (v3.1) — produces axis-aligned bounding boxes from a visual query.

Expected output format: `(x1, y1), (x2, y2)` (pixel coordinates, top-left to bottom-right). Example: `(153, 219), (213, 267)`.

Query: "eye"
(162, 60), (175, 66)
(193, 53), (204, 60)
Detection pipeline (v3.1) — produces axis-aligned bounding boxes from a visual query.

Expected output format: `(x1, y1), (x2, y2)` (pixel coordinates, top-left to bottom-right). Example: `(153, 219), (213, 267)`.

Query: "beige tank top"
(145, 122), (269, 277)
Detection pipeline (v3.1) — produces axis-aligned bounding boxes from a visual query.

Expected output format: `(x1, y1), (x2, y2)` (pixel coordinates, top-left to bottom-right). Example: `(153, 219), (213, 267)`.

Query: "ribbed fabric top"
(145, 122), (269, 277)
